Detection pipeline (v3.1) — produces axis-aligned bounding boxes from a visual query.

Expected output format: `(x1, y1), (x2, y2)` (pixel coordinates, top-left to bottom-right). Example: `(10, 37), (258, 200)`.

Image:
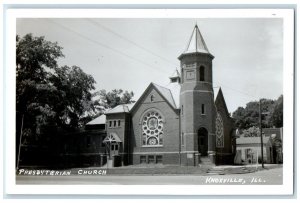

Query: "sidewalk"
(207, 164), (282, 175)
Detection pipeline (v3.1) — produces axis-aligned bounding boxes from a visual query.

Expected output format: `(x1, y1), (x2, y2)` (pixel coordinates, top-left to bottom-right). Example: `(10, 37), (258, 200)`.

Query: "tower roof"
(170, 69), (180, 78)
(183, 24), (211, 55)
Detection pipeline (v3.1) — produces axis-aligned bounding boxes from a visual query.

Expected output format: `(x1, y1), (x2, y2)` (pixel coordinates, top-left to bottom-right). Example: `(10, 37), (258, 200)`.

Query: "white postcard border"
(4, 8), (294, 195)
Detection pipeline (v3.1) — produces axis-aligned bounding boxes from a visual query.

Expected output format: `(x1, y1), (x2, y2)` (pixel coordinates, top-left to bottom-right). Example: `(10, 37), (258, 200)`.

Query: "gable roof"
(86, 114), (106, 125)
(103, 132), (122, 143)
(165, 82), (180, 109)
(130, 82), (179, 113)
(236, 136), (270, 145)
(153, 83), (177, 108)
(215, 87), (230, 116)
(105, 103), (135, 114)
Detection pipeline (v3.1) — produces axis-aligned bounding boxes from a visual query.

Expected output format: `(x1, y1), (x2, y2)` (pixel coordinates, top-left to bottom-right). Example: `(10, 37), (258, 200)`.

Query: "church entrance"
(102, 133), (122, 167)
(198, 128), (208, 156)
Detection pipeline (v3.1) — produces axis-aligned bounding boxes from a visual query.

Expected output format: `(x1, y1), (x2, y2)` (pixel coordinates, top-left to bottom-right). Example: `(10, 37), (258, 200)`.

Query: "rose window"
(142, 111), (164, 146)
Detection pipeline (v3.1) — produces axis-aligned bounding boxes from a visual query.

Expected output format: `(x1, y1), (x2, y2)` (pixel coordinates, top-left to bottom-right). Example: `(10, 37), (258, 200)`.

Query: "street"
(16, 167), (282, 185)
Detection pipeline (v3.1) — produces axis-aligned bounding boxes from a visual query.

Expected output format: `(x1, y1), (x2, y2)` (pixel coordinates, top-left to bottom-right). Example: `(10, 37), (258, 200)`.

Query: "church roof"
(215, 87), (230, 116)
(183, 24), (211, 55)
(86, 114), (106, 125)
(169, 69), (180, 79)
(153, 83), (177, 109)
(105, 103), (135, 114)
(165, 82), (180, 109)
(103, 132), (122, 143)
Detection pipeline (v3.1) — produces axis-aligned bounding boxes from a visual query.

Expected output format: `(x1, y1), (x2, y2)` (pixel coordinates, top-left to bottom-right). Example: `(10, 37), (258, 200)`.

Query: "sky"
(16, 18), (283, 113)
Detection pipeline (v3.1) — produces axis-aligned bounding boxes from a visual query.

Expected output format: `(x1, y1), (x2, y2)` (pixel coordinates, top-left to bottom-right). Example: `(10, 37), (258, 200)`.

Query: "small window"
(150, 95), (155, 102)
(111, 145), (114, 150)
(148, 155), (155, 164)
(118, 120), (121, 126)
(201, 104), (205, 115)
(140, 156), (146, 164)
(115, 144), (118, 151)
(156, 155), (163, 164)
(182, 105), (184, 115)
(181, 133), (185, 146)
(171, 78), (177, 83)
(109, 121), (112, 128)
(114, 120), (116, 127)
(200, 66), (205, 81)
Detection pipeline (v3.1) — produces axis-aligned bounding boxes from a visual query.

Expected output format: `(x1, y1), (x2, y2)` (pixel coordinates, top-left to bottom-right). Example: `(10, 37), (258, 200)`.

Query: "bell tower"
(179, 25), (216, 166)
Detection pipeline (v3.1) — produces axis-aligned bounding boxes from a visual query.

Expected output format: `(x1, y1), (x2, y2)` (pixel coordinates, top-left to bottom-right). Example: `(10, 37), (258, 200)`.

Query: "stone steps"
(206, 168), (225, 175)
(199, 156), (215, 166)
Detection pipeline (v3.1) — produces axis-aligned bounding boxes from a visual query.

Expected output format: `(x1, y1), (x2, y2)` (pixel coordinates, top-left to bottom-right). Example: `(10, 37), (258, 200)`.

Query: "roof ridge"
(152, 83), (177, 109)
(153, 82), (171, 91)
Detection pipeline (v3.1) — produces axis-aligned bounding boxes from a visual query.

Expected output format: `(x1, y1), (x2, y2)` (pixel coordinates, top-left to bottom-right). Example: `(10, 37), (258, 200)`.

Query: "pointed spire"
(183, 24), (210, 54)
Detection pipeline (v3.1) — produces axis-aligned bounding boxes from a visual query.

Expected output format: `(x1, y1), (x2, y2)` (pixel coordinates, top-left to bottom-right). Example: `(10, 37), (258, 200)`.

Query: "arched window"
(201, 104), (205, 115)
(216, 112), (224, 148)
(142, 110), (164, 146)
(150, 95), (155, 102)
(200, 66), (205, 81)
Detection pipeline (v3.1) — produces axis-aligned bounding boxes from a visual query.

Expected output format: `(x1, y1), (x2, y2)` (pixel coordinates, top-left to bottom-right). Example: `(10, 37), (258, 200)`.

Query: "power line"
(43, 19), (260, 101)
(46, 19), (171, 74)
(86, 19), (178, 67)
(215, 83), (257, 100)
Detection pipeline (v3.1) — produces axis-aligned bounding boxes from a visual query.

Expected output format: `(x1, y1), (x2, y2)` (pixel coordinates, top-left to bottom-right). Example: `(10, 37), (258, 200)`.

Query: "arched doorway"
(198, 128), (208, 156)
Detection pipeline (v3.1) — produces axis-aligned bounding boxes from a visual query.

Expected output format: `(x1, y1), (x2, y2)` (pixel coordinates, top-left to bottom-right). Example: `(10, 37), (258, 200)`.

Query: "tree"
(16, 34), (64, 167)
(270, 95), (283, 128)
(270, 135), (283, 163)
(49, 65), (96, 128)
(243, 126), (260, 137)
(17, 34), (97, 130)
(232, 107), (246, 128)
(16, 34), (64, 136)
(16, 34), (98, 167)
(98, 89), (135, 109)
(232, 98), (278, 129)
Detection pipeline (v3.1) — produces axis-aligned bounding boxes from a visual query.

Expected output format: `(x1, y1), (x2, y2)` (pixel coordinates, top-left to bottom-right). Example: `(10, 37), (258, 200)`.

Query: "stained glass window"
(216, 112), (224, 148)
(142, 111), (164, 146)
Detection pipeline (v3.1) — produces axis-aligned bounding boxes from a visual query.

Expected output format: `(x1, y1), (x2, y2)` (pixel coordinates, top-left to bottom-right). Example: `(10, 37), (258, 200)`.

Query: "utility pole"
(16, 114), (24, 171)
(259, 99), (265, 168)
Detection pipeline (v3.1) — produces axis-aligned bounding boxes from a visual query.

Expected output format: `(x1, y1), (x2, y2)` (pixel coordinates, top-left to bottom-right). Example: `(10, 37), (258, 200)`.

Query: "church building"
(87, 25), (236, 167)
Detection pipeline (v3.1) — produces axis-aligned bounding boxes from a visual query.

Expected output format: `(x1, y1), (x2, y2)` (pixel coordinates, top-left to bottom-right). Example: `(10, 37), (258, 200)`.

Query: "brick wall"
(130, 87), (180, 165)
(215, 89), (235, 165)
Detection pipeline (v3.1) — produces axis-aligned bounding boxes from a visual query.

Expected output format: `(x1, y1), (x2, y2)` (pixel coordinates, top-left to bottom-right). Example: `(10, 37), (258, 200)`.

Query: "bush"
(258, 156), (266, 164)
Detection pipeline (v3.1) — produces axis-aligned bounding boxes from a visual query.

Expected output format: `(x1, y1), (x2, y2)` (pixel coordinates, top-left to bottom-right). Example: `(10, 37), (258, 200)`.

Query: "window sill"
(108, 126), (121, 129)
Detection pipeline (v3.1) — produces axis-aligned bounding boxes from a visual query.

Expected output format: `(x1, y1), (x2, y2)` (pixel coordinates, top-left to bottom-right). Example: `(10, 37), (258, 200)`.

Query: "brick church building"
(87, 25), (236, 167)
